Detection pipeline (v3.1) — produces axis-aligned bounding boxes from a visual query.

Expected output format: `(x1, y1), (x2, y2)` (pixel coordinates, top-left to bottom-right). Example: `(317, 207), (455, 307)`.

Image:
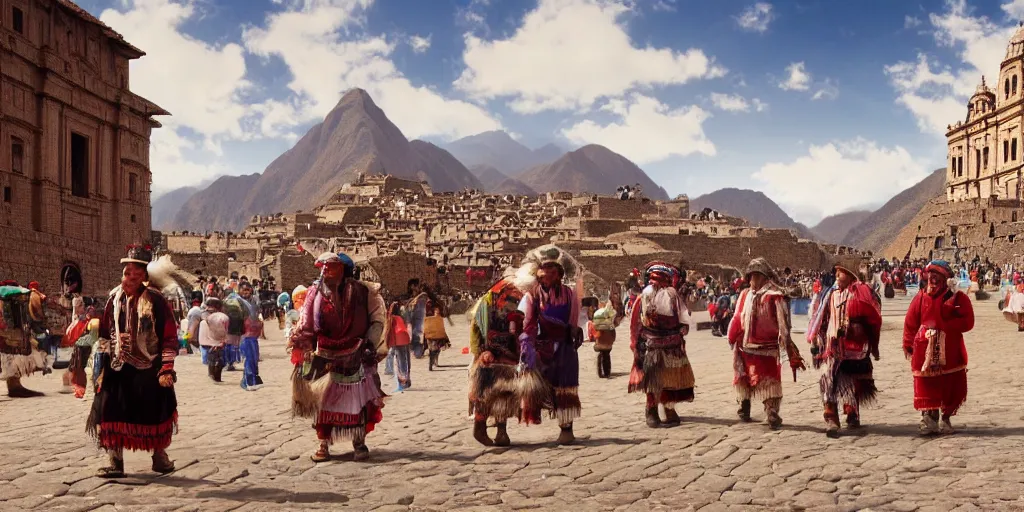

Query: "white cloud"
(736, 3), (774, 33)
(1003, 0), (1024, 18)
(100, 0), (254, 190)
(754, 138), (928, 224)
(886, 0), (1018, 135)
(243, 0), (501, 141)
(812, 79), (839, 101)
(709, 92), (767, 113)
(409, 34), (431, 53)
(905, 15), (922, 29)
(455, 0), (726, 114)
(652, 0), (677, 12)
(561, 93), (715, 164)
(779, 62), (811, 91)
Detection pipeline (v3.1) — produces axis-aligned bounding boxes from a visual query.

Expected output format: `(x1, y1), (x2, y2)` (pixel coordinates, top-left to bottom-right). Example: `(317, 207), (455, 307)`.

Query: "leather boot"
(737, 399), (752, 422)
(152, 449), (175, 474)
(824, 402), (841, 438)
(645, 407), (662, 428)
(494, 422), (511, 447)
(353, 440), (370, 462)
(557, 424), (575, 445)
(97, 450), (125, 478)
(596, 354), (605, 378)
(844, 404), (861, 429)
(212, 365), (223, 382)
(473, 419), (494, 446)
(663, 407), (681, 427)
(764, 398), (782, 430)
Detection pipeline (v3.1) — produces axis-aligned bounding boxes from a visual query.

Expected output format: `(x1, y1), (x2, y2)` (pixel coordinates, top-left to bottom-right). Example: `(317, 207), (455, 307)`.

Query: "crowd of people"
(0, 242), (981, 477)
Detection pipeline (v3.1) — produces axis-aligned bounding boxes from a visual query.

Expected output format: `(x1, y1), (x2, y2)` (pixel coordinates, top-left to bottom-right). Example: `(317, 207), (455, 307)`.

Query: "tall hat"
(744, 257), (778, 282)
(833, 259), (860, 281)
(512, 244), (581, 292)
(121, 244), (153, 265)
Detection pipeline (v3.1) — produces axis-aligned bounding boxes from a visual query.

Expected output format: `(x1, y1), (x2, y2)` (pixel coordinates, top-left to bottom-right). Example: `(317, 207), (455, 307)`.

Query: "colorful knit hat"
(925, 260), (953, 279)
(644, 261), (681, 287)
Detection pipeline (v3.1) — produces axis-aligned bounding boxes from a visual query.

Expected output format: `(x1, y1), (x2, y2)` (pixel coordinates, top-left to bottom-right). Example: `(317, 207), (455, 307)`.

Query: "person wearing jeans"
(238, 283), (264, 391)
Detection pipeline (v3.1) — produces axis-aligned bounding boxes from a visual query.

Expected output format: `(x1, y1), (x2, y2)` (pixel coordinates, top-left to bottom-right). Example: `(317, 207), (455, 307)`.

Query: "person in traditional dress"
(423, 305), (451, 371)
(515, 245), (583, 445)
(237, 282), (264, 391)
(902, 260), (974, 435)
(404, 279), (429, 359)
(727, 258), (806, 430)
(628, 262), (694, 428)
(590, 297), (619, 379)
(65, 302), (100, 399)
(468, 278), (525, 446)
(0, 280), (47, 397)
(806, 262), (882, 438)
(87, 245), (179, 477)
(289, 253), (387, 462)
(199, 298), (229, 382)
(384, 302), (412, 390)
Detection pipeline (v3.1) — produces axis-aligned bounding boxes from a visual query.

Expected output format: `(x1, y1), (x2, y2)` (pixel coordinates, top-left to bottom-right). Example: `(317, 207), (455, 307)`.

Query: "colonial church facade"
(0, 0), (166, 295)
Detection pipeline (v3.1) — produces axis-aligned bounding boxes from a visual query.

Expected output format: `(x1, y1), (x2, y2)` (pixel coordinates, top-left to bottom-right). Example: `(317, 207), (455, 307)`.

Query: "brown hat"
(833, 262), (860, 281)
(121, 244), (153, 266)
(744, 257), (778, 282)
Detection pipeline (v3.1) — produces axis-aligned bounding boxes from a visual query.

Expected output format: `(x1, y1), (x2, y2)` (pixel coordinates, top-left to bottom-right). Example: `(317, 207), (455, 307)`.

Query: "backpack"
(0, 286), (31, 355)
(223, 297), (246, 335)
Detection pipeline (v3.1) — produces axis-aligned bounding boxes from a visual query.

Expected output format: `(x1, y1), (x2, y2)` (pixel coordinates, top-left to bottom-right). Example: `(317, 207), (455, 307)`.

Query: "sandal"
(310, 445), (330, 463)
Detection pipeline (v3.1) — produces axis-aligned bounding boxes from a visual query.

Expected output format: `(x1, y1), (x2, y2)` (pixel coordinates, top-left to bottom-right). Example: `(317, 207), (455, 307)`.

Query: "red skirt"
(913, 369), (967, 415)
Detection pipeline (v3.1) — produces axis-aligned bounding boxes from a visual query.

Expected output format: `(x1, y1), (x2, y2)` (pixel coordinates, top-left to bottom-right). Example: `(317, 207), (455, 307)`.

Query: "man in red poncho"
(806, 262), (882, 438)
(902, 260), (973, 435)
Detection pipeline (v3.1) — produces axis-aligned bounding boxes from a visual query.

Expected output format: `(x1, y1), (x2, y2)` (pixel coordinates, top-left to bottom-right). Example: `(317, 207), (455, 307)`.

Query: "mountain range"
(690, 188), (816, 239)
(155, 88), (946, 252)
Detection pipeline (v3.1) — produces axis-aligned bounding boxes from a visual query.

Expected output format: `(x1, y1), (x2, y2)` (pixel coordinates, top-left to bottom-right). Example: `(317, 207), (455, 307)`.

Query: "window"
(12, 7), (23, 34)
(70, 133), (88, 198)
(984, 146), (990, 169)
(128, 172), (138, 200)
(1014, 138), (1019, 161)
(1007, 78), (1011, 99)
(3, 187), (10, 203)
(1014, 75), (1019, 96)
(1006, 140), (1011, 163)
(958, 156), (963, 177)
(130, 214), (136, 223)
(976, 148), (981, 176)
(11, 138), (23, 174)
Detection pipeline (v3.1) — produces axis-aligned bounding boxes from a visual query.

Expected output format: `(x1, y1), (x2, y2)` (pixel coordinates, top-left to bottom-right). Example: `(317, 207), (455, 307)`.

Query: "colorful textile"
(518, 283), (581, 425)
(469, 279), (525, 423)
(807, 282), (881, 407)
(727, 282), (801, 401)
(628, 281), (694, 405)
(902, 283), (973, 415)
(87, 286), (178, 452)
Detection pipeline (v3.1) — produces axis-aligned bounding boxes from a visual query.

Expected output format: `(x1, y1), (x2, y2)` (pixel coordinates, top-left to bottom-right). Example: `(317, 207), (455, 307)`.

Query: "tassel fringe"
(88, 412), (177, 452)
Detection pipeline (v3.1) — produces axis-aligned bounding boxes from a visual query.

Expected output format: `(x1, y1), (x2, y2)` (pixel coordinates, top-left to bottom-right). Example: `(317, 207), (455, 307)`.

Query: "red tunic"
(902, 288), (973, 414)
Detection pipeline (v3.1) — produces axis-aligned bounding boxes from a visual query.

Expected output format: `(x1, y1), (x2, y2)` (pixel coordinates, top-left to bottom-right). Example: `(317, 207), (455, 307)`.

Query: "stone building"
(947, 24), (1024, 202)
(0, 0), (167, 295)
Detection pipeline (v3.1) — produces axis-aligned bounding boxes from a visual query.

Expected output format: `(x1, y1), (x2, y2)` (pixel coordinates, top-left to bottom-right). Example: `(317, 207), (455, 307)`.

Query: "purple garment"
(519, 301), (579, 389)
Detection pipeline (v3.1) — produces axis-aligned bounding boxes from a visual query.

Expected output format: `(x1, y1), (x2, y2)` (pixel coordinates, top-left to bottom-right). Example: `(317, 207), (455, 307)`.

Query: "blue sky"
(75, 0), (1024, 224)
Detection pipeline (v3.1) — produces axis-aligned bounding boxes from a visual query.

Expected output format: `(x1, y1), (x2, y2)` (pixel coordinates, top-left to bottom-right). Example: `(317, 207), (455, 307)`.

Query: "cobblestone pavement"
(3, 295), (1024, 511)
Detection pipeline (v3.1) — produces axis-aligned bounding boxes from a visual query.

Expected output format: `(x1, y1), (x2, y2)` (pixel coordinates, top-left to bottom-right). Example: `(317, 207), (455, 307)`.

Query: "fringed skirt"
(426, 338), (451, 352)
(913, 368), (967, 416)
(0, 350), (47, 380)
(734, 350), (782, 401)
(292, 363), (386, 444)
(86, 357), (178, 452)
(469, 360), (520, 422)
(820, 357), (877, 407)
(629, 344), (695, 404)
(520, 340), (580, 426)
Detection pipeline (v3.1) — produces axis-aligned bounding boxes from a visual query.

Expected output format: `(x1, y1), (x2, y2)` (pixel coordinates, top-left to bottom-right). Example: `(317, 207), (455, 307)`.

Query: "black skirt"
(86, 355), (177, 452)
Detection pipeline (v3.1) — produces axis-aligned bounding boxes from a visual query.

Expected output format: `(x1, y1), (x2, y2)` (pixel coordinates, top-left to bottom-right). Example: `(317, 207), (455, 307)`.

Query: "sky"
(72, 0), (1024, 225)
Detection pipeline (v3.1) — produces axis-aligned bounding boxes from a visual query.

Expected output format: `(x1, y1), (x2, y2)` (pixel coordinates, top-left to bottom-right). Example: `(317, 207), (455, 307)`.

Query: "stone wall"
(579, 219), (631, 238)
(169, 253), (230, 279)
(0, 225), (123, 296)
(165, 233), (261, 253)
(644, 230), (835, 270)
(367, 252), (436, 299)
(592, 197), (657, 219)
(884, 196), (1024, 264)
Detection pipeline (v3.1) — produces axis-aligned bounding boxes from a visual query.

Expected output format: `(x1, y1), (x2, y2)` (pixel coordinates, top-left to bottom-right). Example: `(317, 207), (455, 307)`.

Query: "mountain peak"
(335, 87), (376, 109)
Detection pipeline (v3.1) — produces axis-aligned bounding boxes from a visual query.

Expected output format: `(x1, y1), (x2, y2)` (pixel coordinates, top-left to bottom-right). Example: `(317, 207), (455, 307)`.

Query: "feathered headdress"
(147, 255), (196, 297)
(512, 244), (581, 292)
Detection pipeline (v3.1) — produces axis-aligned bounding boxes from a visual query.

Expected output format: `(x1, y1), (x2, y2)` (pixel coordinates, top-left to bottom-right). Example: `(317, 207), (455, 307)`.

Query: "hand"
(790, 357), (806, 371)
(904, 346), (913, 359)
(158, 373), (175, 387)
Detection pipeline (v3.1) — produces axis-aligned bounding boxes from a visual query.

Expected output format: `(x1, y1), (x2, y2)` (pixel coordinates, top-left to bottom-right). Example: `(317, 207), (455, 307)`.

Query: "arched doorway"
(60, 263), (82, 296)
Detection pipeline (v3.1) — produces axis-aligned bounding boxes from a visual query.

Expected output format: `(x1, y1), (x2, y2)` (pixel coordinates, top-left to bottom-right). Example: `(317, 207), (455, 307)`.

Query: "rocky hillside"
(469, 165), (536, 195)
(517, 145), (670, 200)
(172, 174), (261, 232)
(152, 186), (198, 230)
(690, 188), (816, 239)
(811, 210), (873, 245)
(445, 131), (561, 175)
(841, 168), (945, 252)
(170, 88), (482, 231)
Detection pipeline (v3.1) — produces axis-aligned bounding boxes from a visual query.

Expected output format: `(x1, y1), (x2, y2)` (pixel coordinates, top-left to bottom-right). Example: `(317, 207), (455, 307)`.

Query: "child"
(422, 306), (451, 371)
(386, 302), (412, 390)
(591, 302), (617, 378)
